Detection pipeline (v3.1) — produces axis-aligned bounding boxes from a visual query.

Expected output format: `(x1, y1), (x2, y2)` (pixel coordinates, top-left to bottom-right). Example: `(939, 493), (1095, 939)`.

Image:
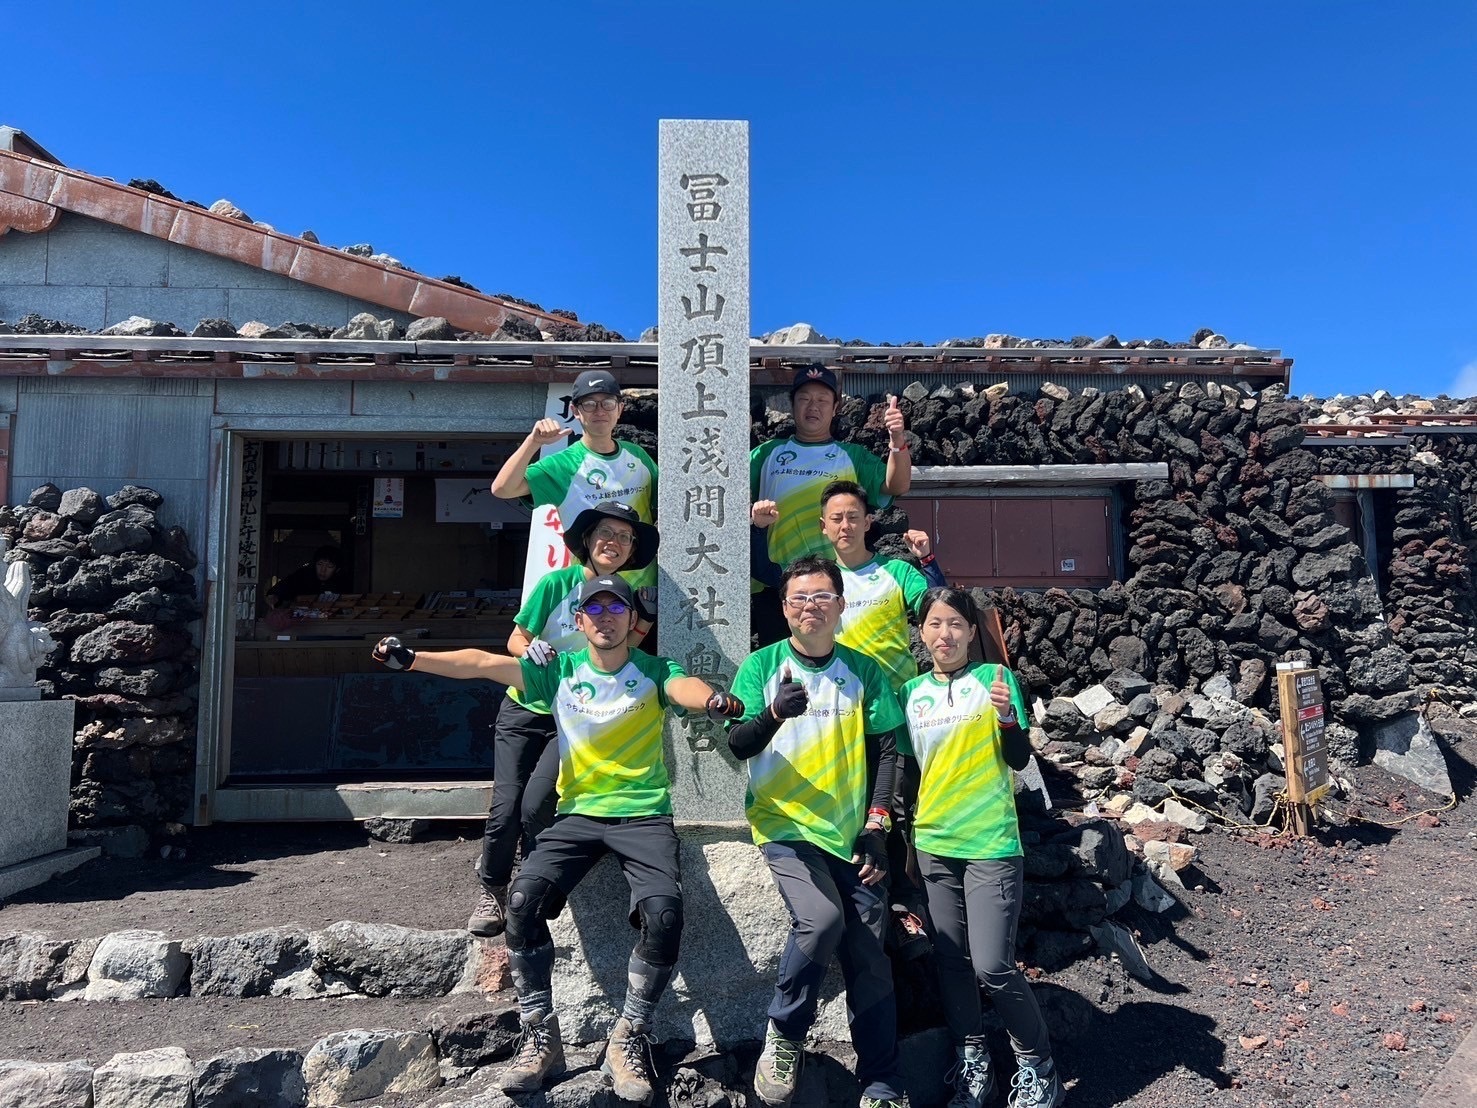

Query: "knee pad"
(505, 874), (557, 951)
(634, 894), (684, 966)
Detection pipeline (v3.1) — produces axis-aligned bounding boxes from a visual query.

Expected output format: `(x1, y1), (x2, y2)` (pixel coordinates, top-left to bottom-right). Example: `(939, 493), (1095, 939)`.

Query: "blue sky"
(8, 2), (1475, 398)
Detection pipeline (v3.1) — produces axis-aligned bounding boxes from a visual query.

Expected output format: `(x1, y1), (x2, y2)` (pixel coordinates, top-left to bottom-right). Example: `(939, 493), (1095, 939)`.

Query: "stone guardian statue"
(0, 538), (57, 698)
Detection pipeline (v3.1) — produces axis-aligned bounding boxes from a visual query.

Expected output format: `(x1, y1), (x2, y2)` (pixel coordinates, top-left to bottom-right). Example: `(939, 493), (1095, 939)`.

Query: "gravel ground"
(1, 729), (1472, 1107)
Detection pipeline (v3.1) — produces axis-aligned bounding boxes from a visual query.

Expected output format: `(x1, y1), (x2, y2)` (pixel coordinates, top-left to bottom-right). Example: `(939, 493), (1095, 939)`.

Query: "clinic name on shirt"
(563, 698), (649, 721)
(916, 709), (989, 729)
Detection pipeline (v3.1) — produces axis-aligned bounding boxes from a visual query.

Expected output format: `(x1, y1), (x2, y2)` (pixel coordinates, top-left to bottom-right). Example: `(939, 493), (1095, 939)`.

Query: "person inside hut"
(263, 545), (348, 611)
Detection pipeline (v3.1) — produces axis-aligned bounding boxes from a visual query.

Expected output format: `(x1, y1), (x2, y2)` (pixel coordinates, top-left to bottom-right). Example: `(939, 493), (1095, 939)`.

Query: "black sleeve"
(267, 565), (313, 605)
(1000, 719), (1032, 772)
(921, 559), (947, 589)
(750, 526), (783, 590)
(728, 708), (781, 761)
(864, 728), (899, 817)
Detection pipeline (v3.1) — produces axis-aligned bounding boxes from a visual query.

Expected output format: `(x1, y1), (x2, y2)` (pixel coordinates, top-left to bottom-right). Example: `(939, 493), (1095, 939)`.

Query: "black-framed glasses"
(580, 600), (630, 616)
(590, 527), (635, 547)
(783, 592), (841, 610)
(576, 396), (620, 413)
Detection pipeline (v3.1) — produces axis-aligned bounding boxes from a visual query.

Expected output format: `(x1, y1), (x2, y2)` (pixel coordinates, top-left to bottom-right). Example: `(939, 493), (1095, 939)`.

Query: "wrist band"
(919, 553), (936, 566)
(866, 807), (893, 833)
(889, 444), (910, 454)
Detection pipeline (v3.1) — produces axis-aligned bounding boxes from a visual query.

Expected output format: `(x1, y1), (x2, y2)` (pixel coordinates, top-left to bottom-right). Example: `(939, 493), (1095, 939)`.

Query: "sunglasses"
(579, 600), (630, 616)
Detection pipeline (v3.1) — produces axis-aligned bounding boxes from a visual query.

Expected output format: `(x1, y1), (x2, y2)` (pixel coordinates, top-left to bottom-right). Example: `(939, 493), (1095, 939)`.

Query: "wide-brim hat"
(563, 503), (659, 571)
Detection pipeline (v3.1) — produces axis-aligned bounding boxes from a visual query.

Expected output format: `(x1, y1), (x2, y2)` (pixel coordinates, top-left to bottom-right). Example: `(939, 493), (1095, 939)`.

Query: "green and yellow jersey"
(897, 663), (1030, 861)
(835, 557), (929, 691)
(520, 647), (686, 818)
(750, 438), (889, 585)
(505, 564), (586, 714)
(525, 439), (658, 588)
(730, 640), (903, 860)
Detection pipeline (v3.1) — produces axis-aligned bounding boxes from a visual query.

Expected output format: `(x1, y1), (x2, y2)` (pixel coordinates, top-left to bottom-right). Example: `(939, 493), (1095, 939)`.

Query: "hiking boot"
(1007, 1059), (1064, 1108)
(754, 1020), (803, 1107)
(602, 1016), (656, 1104)
(860, 1095), (911, 1108)
(946, 1043), (995, 1108)
(468, 886), (507, 937)
(499, 1011), (565, 1093)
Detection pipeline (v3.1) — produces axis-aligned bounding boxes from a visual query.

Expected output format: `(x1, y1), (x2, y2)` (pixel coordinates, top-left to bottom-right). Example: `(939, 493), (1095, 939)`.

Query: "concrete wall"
(0, 213), (412, 331)
(6, 377), (214, 538)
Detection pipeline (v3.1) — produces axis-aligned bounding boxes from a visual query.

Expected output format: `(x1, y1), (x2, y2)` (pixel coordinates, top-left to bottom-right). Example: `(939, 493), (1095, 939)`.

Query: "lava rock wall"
(1, 483), (200, 856)
(625, 377), (1466, 768)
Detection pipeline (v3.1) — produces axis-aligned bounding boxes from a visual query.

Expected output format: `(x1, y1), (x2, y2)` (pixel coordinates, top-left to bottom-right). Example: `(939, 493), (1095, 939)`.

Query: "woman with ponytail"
(898, 588), (1064, 1108)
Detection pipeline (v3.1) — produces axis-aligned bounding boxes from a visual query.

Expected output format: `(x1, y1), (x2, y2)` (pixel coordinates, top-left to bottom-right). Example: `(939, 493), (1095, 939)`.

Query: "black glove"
(852, 827), (888, 882)
(373, 635), (416, 671)
(768, 667), (809, 721)
(705, 691), (745, 721)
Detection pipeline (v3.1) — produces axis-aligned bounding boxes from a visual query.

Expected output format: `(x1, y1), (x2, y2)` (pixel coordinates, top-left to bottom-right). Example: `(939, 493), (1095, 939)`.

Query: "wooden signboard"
(1276, 662), (1330, 832)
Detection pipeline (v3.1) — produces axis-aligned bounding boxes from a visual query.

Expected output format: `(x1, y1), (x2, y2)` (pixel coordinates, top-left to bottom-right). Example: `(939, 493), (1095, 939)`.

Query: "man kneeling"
(373, 575), (741, 1103)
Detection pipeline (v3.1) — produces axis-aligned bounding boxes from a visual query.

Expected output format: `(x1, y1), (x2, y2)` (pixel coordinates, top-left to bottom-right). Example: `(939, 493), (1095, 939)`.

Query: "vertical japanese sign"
(1276, 662), (1331, 835)
(235, 439), (263, 633)
(658, 119), (750, 820)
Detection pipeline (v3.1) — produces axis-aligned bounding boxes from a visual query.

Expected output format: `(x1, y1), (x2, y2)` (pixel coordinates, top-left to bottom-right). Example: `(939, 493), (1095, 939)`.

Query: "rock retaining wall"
(622, 376), (1473, 817)
(0, 483), (200, 855)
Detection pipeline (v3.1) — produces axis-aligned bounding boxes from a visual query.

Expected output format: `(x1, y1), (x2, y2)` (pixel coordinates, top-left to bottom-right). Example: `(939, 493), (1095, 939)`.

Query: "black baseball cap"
(563, 503), (660, 571)
(569, 370), (621, 402)
(790, 364), (840, 400)
(578, 574), (637, 610)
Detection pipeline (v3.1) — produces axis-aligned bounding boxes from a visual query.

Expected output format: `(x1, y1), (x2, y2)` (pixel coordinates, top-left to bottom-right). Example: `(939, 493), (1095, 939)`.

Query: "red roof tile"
(0, 148), (569, 334)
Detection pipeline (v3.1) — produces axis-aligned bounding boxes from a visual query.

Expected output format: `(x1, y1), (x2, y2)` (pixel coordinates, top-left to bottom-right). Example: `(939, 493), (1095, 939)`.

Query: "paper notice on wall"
(372, 477), (404, 518)
(436, 479), (533, 525)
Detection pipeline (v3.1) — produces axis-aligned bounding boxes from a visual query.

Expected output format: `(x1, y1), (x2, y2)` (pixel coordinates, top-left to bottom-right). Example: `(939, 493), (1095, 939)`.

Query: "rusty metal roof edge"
(0, 334), (1286, 363)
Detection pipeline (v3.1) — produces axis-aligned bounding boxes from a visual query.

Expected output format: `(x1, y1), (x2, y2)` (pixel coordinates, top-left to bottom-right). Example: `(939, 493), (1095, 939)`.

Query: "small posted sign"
(372, 478), (404, 519)
(1276, 662), (1331, 814)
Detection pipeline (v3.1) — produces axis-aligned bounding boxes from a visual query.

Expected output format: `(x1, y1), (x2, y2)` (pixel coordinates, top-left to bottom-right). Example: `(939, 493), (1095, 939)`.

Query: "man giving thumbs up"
(749, 364), (914, 645)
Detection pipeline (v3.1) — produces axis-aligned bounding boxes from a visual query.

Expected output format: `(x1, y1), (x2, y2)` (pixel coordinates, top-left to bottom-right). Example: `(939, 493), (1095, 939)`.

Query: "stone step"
(0, 991), (956, 1108)
(1, 921), (509, 1004)
(0, 992), (517, 1108)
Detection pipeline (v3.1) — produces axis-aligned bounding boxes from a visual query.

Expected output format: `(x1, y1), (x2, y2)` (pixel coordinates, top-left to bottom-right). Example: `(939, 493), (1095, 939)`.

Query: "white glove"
(524, 638), (556, 667)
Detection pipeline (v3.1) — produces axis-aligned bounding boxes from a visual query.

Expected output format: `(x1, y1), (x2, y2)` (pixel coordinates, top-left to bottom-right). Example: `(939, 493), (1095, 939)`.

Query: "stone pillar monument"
(657, 119), (751, 821)
(548, 122), (862, 1054)
(0, 541), (93, 899)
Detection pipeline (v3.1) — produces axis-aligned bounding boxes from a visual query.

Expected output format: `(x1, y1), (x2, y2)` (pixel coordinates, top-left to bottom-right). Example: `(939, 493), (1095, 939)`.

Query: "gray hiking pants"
(918, 851), (1051, 1065)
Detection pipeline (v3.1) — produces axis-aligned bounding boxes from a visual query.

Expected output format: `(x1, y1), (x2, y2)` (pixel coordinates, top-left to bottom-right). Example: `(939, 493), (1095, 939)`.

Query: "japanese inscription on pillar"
(235, 439), (263, 634)
(658, 119), (750, 820)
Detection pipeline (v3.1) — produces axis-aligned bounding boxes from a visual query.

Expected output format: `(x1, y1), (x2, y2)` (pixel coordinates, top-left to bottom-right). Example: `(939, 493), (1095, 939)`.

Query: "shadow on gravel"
(2, 821), (457, 909)
(1043, 982), (1231, 1106)
(1436, 730), (1476, 801)
(1117, 901), (1209, 967)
